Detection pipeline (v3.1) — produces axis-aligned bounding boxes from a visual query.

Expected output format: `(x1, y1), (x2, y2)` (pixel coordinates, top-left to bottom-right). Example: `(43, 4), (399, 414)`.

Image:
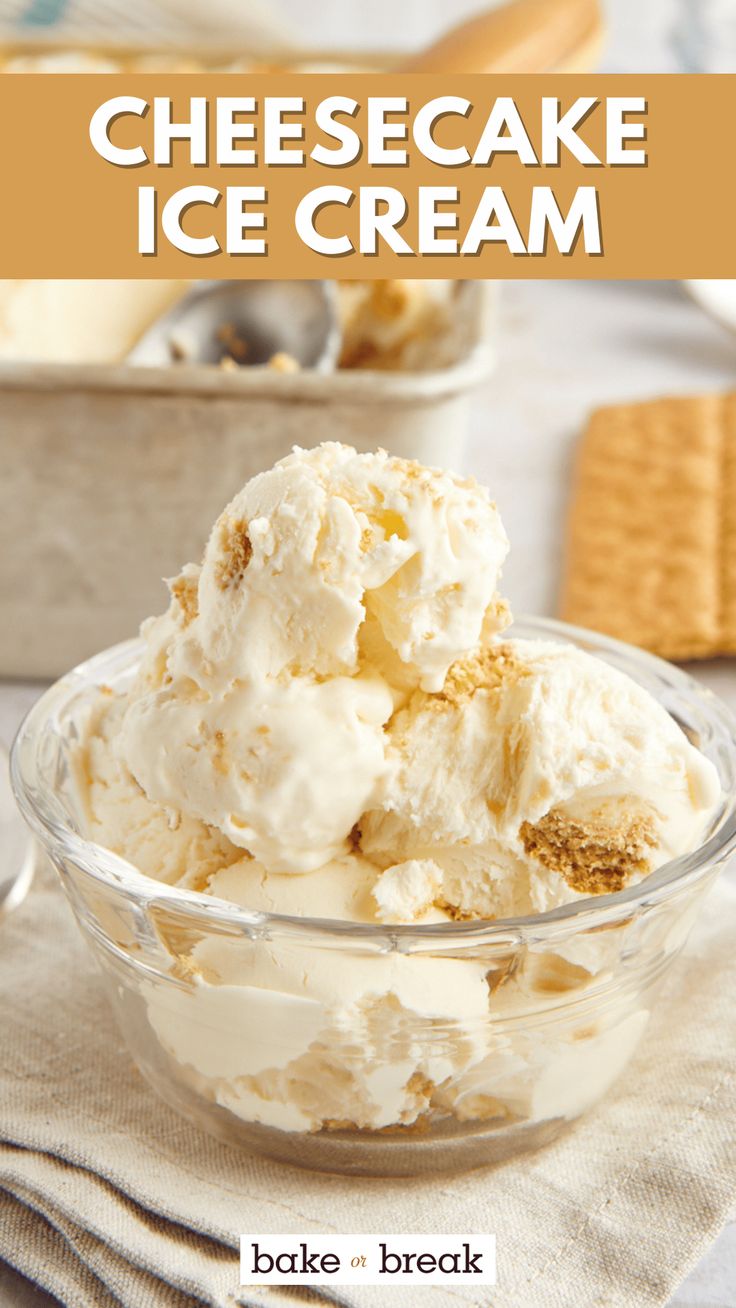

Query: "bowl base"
(136, 1048), (571, 1177)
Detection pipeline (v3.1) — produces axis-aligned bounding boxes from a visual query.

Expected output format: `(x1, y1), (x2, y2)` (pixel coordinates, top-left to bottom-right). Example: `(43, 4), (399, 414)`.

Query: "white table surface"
(2, 277), (736, 1307)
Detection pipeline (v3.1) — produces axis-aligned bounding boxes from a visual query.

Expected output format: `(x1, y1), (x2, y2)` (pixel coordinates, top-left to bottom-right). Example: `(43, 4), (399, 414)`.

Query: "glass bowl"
(11, 617), (736, 1177)
(1, 744), (35, 918)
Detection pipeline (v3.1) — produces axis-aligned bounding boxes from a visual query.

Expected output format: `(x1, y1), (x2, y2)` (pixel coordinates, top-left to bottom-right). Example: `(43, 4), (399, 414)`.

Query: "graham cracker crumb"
(268, 351), (300, 374)
(216, 322), (249, 363)
(405, 1072), (434, 1099)
(389, 456), (422, 482)
(521, 805), (655, 895)
(215, 517), (252, 591)
(487, 596), (513, 634)
(436, 899), (482, 922)
(338, 284), (439, 372)
(438, 642), (528, 706)
(170, 573), (199, 625)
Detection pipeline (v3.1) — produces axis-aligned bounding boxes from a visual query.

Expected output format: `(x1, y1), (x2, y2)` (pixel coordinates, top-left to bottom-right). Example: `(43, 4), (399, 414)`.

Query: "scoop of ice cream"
(118, 443), (509, 874)
(76, 692), (242, 890)
(338, 280), (455, 371)
(161, 441), (510, 691)
(123, 669), (393, 874)
(80, 691), (449, 922)
(361, 640), (721, 920)
(0, 281), (189, 364)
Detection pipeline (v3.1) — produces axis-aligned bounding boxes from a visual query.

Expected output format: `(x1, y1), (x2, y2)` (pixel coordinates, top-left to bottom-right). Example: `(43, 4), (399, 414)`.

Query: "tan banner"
(1, 73), (733, 277)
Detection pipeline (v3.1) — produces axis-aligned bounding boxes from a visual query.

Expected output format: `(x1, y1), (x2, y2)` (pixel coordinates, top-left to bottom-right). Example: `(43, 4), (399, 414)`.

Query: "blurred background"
(272, 0), (727, 69)
(0, 0), (734, 668)
(0, 0), (733, 658)
(0, 0), (730, 71)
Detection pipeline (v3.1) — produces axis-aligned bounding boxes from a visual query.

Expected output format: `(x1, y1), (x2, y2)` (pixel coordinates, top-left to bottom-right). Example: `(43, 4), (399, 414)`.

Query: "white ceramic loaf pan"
(0, 291), (493, 678)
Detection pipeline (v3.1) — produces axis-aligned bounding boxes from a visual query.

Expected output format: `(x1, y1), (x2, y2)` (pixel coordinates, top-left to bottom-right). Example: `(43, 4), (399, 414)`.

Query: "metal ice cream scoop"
(127, 279), (341, 371)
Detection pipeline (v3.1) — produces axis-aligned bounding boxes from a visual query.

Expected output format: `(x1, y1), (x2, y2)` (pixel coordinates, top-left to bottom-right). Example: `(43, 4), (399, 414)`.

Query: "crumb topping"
(268, 351), (300, 374)
(170, 573), (199, 625)
(520, 805), (656, 895)
(438, 641), (528, 706)
(215, 517), (252, 591)
(216, 322), (250, 363)
(338, 284), (434, 371)
(436, 899), (480, 922)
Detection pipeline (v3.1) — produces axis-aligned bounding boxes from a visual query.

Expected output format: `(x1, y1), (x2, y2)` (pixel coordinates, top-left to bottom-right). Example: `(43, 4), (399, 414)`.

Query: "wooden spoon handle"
(402, 0), (604, 74)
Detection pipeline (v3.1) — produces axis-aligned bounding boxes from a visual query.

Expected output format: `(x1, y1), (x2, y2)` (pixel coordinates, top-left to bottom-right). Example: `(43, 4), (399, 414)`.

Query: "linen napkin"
(1, 858), (735, 1308)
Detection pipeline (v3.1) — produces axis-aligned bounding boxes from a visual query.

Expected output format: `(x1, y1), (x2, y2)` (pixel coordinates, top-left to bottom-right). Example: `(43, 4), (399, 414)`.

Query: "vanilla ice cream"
(76, 443), (722, 1139)
(0, 281), (188, 365)
(118, 443), (509, 873)
(361, 639), (719, 921)
(338, 280), (457, 370)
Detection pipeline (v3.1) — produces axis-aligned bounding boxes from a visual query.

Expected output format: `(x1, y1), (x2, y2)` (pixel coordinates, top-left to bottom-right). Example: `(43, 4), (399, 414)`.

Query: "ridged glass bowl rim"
(11, 615), (736, 952)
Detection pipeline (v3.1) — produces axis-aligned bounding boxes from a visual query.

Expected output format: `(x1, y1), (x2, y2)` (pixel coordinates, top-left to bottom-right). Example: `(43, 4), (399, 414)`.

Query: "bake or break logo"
(240, 1234), (497, 1286)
